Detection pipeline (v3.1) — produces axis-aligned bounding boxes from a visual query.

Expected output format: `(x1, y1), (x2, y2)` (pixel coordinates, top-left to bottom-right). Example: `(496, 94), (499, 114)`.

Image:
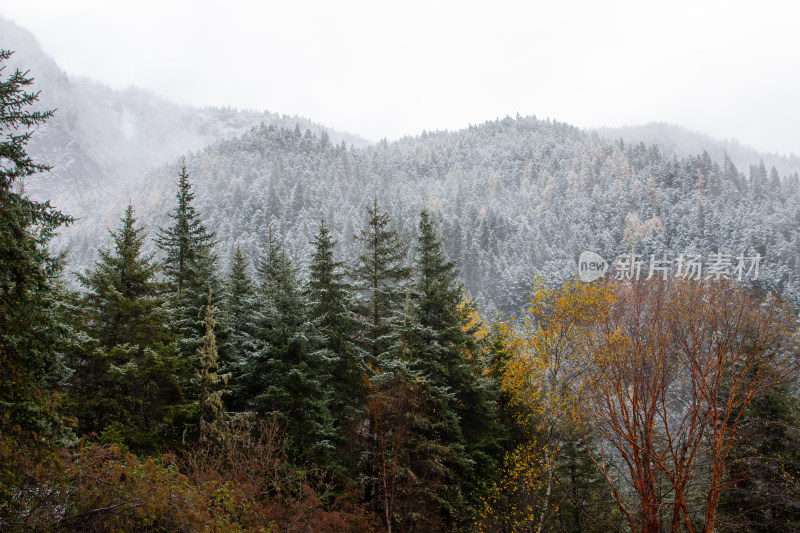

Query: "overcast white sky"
(1, 0), (798, 155)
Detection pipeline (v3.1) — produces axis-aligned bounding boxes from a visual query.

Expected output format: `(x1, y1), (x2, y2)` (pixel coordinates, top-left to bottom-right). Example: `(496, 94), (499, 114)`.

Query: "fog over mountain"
(594, 123), (800, 178)
(1, 17), (368, 198)
(6, 16), (800, 315)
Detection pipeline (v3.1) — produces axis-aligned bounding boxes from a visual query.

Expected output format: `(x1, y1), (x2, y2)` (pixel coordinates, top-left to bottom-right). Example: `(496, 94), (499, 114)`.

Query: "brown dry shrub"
(179, 415), (380, 532)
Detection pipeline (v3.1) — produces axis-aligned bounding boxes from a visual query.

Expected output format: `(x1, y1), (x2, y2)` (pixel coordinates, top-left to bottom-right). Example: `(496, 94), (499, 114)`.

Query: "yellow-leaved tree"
(476, 279), (618, 532)
(478, 277), (798, 533)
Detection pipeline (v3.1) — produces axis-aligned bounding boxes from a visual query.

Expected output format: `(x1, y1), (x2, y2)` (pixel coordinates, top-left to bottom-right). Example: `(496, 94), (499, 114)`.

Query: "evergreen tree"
(718, 384), (800, 532)
(306, 219), (365, 433)
(0, 50), (73, 502)
(254, 224), (282, 287)
(156, 162), (219, 359)
(351, 198), (410, 362)
(365, 211), (502, 530)
(219, 245), (255, 409)
(71, 205), (183, 448)
(483, 316), (528, 454)
(196, 291), (230, 444)
(238, 235), (334, 463)
(225, 246), (255, 332)
(409, 209), (502, 524)
(77, 204), (165, 348)
(365, 293), (454, 532)
(413, 210), (475, 378)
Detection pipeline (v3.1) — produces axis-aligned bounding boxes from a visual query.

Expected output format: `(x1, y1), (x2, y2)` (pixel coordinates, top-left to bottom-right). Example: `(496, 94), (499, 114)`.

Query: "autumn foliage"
(583, 279), (798, 532)
(488, 277), (800, 533)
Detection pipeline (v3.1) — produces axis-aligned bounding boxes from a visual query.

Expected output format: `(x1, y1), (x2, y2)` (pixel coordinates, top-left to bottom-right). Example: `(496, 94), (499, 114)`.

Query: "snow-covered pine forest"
(7, 17), (800, 316)
(62, 116), (800, 316)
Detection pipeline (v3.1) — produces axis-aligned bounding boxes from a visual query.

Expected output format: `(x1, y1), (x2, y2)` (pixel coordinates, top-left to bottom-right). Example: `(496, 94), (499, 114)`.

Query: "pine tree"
(0, 49), (74, 462)
(156, 162), (219, 360)
(71, 205), (184, 448)
(77, 204), (165, 348)
(718, 384), (800, 532)
(219, 245), (255, 410)
(306, 219), (365, 433)
(238, 235), (334, 463)
(0, 50), (54, 189)
(225, 246), (255, 332)
(254, 224), (282, 288)
(367, 291), (458, 532)
(1, 53), (74, 517)
(351, 198), (410, 362)
(409, 209), (501, 524)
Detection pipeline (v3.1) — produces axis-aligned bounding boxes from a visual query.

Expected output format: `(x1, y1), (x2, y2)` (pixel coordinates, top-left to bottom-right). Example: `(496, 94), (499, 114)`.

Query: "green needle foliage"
(219, 245), (256, 410)
(72, 205), (184, 449)
(410, 209), (501, 525)
(239, 229), (336, 464)
(156, 162), (220, 361)
(307, 219), (366, 439)
(0, 48), (74, 512)
(351, 198), (411, 363)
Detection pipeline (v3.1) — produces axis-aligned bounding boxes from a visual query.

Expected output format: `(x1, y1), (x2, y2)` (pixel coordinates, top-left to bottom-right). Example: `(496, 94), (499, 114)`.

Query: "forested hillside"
(89, 116), (800, 315)
(595, 122), (800, 178)
(1, 16), (367, 218)
(8, 13), (799, 316)
(4, 18), (800, 532)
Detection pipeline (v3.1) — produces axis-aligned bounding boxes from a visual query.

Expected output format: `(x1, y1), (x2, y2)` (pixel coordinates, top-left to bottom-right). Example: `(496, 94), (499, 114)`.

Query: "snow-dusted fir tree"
(77, 205), (166, 348)
(219, 245), (255, 409)
(238, 228), (335, 463)
(0, 49), (74, 456)
(365, 291), (452, 532)
(409, 209), (500, 524)
(351, 198), (411, 362)
(73, 204), (183, 448)
(156, 162), (219, 360)
(306, 219), (365, 463)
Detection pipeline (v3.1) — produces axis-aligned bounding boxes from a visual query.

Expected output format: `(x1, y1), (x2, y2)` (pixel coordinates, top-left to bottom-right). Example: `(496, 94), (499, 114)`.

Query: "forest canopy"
(2, 48), (799, 533)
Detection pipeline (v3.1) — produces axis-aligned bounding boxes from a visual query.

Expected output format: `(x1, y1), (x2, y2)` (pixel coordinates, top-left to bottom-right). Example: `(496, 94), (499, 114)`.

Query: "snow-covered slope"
(593, 122), (800, 177)
(1, 15), (369, 203)
(5, 17), (800, 315)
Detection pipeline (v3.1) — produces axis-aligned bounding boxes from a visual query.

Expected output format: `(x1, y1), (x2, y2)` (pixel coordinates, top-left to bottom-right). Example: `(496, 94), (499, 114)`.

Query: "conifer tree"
(239, 234), (334, 463)
(254, 225), (282, 288)
(351, 198), (410, 362)
(366, 291), (458, 532)
(77, 204), (165, 348)
(409, 209), (501, 523)
(219, 245), (255, 410)
(718, 383), (800, 532)
(72, 205), (183, 447)
(0, 50), (73, 487)
(196, 291), (229, 444)
(306, 219), (365, 432)
(156, 162), (219, 359)
(225, 246), (255, 333)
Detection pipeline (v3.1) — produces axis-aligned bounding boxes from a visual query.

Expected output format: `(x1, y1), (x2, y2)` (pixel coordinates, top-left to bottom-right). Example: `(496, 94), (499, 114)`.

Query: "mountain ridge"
(593, 122), (800, 177)
(1, 15), (370, 200)
(4, 16), (800, 315)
